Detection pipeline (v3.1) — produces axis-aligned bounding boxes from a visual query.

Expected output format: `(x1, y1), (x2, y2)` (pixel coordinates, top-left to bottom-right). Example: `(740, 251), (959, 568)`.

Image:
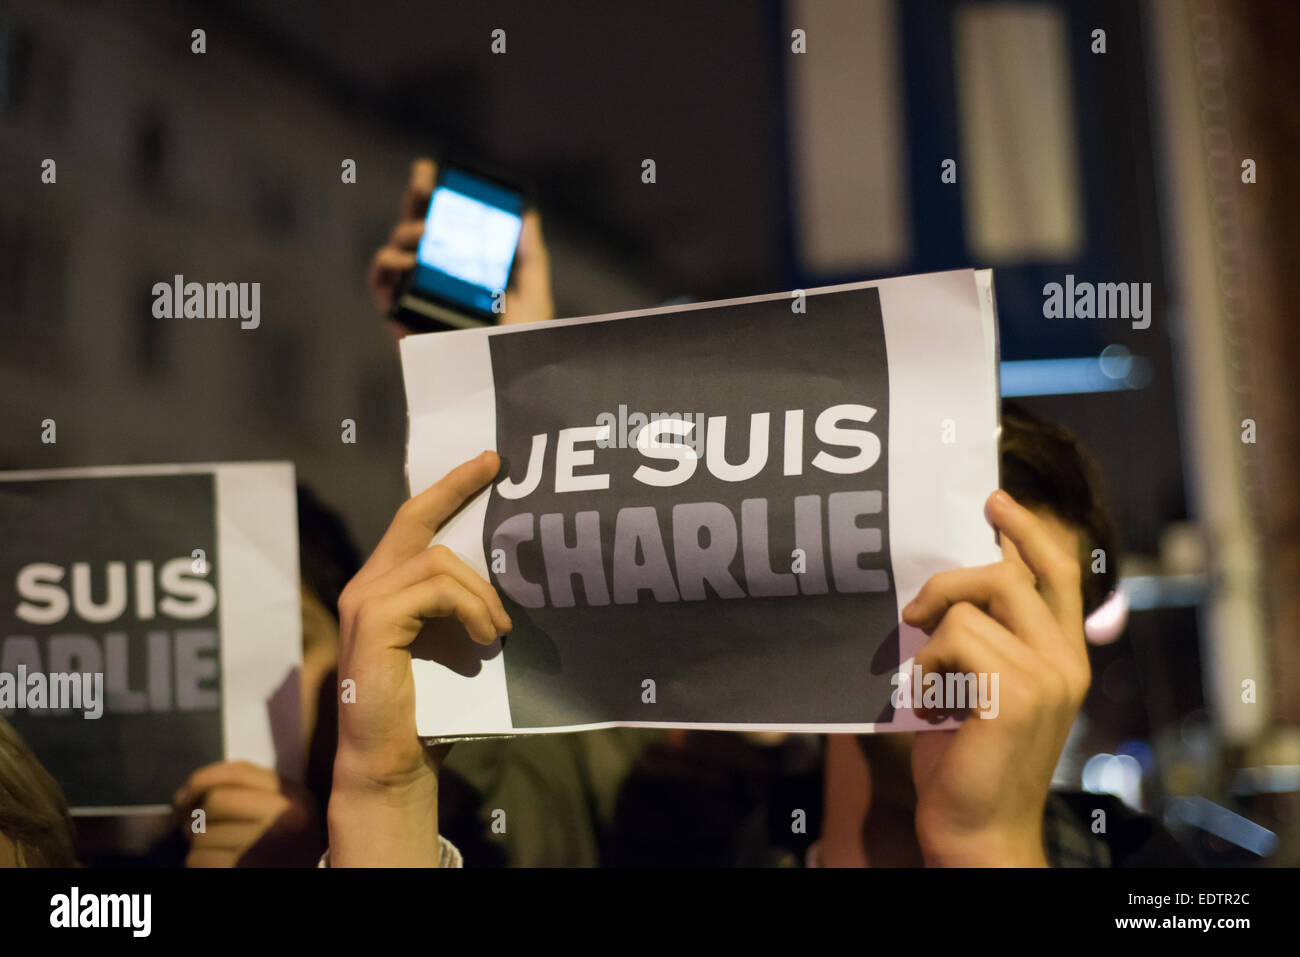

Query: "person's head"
(998, 402), (1118, 617)
(0, 716), (77, 867)
(296, 483), (361, 644)
(295, 485), (362, 749)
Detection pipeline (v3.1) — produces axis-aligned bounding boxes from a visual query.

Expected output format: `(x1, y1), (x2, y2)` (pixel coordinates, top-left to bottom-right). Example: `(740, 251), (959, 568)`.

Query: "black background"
(485, 289), (901, 726)
(0, 474), (223, 808)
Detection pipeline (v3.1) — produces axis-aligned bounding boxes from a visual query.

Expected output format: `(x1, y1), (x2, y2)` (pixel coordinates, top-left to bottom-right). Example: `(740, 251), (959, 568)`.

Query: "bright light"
(1165, 796), (1279, 857)
(1085, 587), (1129, 644)
(1082, 752), (1143, 809)
(1000, 352), (1153, 397)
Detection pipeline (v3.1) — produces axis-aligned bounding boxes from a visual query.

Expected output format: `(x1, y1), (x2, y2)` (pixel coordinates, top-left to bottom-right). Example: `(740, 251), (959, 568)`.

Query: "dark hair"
(0, 716), (78, 867)
(296, 484), (362, 620)
(999, 403), (1119, 616)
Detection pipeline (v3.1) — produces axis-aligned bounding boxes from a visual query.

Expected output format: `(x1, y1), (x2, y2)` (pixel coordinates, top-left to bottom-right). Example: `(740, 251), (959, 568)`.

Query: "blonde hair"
(0, 716), (77, 867)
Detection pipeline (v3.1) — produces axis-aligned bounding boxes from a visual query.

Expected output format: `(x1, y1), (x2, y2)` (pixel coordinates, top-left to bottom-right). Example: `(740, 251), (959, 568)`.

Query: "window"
(0, 16), (34, 114)
(0, 16), (70, 126)
(0, 208), (67, 353)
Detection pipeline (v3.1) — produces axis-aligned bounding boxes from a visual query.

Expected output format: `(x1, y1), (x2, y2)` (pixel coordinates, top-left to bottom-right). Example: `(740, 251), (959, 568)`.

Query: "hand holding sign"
(903, 490), (1090, 867)
(175, 760), (318, 868)
(328, 451), (512, 867)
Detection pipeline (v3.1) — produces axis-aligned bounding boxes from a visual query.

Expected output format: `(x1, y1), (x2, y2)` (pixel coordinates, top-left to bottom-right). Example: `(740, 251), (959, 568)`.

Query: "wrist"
(917, 823), (1048, 868)
(328, 758), (441, 867)
(332, 743), (437, 795)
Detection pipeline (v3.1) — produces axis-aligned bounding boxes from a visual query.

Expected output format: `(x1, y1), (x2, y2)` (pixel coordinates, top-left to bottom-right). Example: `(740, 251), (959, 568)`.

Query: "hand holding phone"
(368, 158), (434, 315)
(387, 163), (537, 332)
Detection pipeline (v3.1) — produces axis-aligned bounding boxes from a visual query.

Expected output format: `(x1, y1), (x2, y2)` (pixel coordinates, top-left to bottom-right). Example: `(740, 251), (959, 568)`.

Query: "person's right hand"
(368, 158), (555, 333)
(175, 760), (319, 869)
(328, 451), (512, 866)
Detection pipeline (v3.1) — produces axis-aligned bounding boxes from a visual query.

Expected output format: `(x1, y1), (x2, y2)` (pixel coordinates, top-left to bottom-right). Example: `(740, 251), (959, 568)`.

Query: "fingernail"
(983, 494), (1001, 533)
(994, 489), (1013, 507)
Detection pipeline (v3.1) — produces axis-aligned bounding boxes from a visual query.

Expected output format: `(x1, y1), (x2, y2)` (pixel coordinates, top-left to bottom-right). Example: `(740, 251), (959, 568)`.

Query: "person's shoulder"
(1045, 790), (1198, 867)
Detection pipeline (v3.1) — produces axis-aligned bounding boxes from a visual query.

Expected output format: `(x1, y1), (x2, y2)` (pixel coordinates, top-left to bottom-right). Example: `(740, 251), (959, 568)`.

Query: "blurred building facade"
(1, 0), (1294, 863)
(0, 0), (661, 546)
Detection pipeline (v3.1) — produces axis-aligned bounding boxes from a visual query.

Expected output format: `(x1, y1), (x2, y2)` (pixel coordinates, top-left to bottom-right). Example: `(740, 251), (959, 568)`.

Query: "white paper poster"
(0, 462), (302, 813)
(401, 269), (1001, 740)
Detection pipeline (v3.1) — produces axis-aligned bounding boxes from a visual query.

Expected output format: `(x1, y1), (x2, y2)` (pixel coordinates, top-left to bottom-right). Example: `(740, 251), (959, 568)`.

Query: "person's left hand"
(174, 760), (320, 868)
(901, 489), (1091, 867)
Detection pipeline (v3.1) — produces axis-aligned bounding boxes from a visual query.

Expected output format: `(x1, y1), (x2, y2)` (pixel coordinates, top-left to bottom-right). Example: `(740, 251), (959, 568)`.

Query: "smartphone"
(391, 165), (527, 332)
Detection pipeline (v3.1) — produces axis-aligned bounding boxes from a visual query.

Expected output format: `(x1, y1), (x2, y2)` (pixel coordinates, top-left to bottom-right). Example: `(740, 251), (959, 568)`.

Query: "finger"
(502, 210), (554, 325)
(997, 532), (1079, 652)
(176, 761), (278, 806)
(200, 787), (288, 823)
(515, 209), (549, 273)
(985, 490), (1083, 623)
(371, 247), (417, 275)
(913, 604), (1024, 719)
(388, 219), (426, 250)
(368, 247), (418, 312)
(373, 574), (504, 647)
(999, 531), (1028, 571)
(364, 543), (512, 634)
(400, 158), (436, 221)
(915, 602), (1023, 674)
(359, 451), (501, 582)
(191, 821), (263, 852)
(902, 562), (1057, 653)
(186, 848), (238, 869)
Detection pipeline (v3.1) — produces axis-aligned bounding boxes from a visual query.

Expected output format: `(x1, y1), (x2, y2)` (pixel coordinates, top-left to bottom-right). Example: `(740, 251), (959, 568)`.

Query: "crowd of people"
(0, 159), (1193, 868)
